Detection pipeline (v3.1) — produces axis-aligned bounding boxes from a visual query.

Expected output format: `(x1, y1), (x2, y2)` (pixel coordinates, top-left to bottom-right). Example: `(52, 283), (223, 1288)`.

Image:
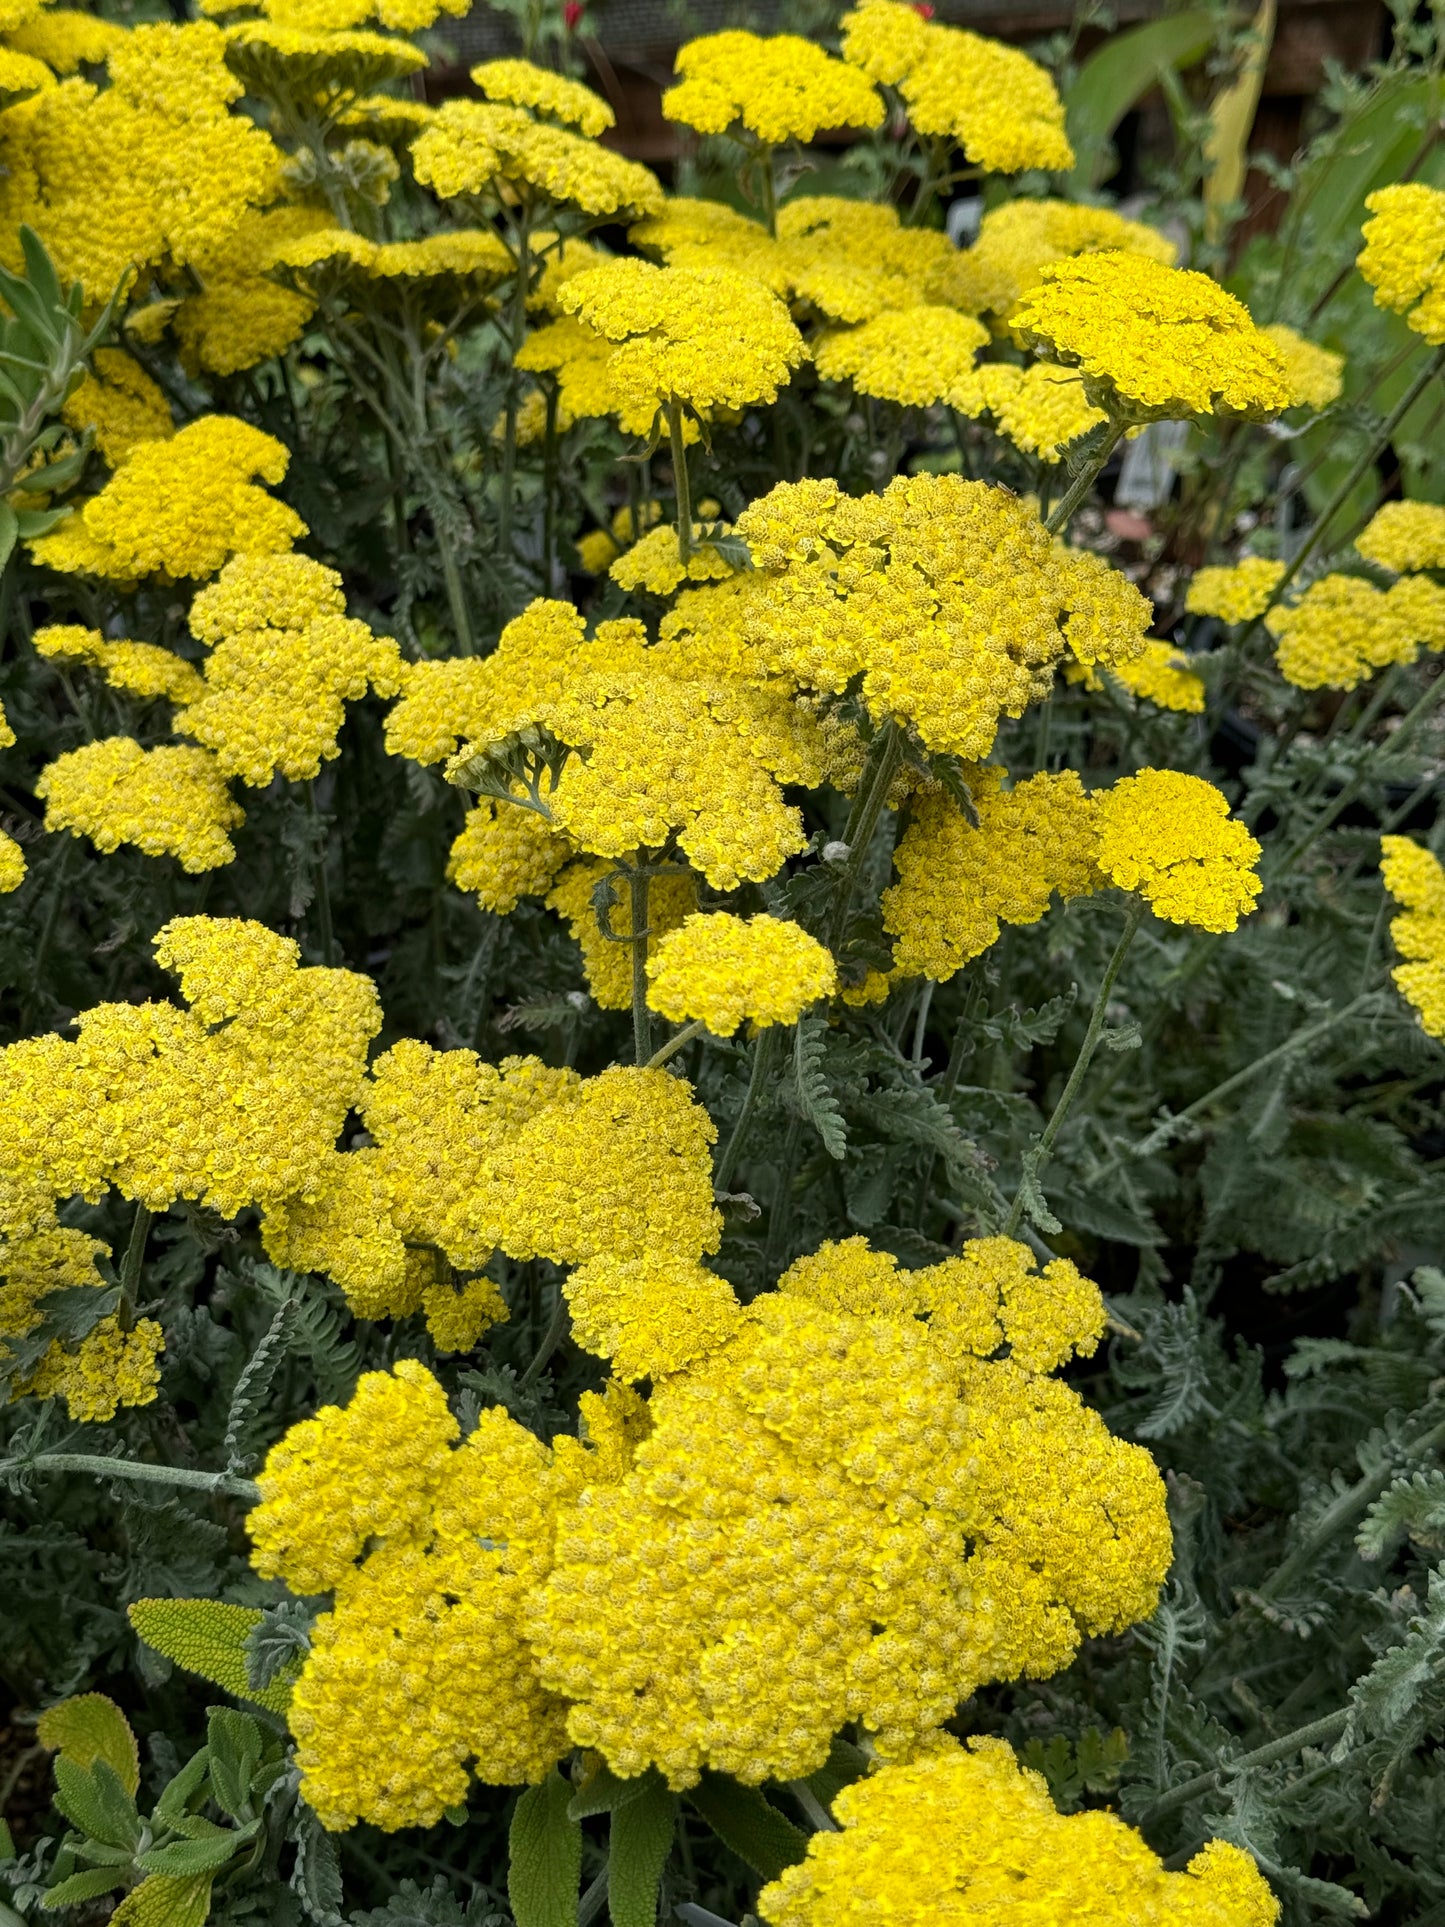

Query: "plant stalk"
(8, 1452), (259, 1502)
(667, 395), (693, 563)
(1137, 1710), (1351, 1829)
(646, 1017), (708, 1070)
(714, 1024), (780, 1192)
(1003, 896), (1146, 1238)
(826, 721), (904, 955)
(1045, 421), (1125, 537)
(630, 868), (653, 1066)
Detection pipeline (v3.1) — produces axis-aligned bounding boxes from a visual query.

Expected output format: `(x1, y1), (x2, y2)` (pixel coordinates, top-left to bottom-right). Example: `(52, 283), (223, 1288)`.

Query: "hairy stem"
(1004, 897), (1145, 1238)
(1138, 1710), (1350, 1829)
(714, 1024), (780, 1193)
(1044, 421), (1125, 538)
(646, 1017), (707, 1070)
(826, 721), (903, 955)
(630, 868), (653, 1066)
(667, 395), (693, 563)
(116, 1202), (153, 1333)
(9, 1452), (259, 1502)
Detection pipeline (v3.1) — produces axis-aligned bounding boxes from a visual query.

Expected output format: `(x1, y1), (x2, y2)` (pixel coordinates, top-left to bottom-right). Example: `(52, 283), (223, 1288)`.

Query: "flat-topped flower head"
(1358, 183), (1445, 343)
(30, 416), (303, 581)
(609, 523), (737, 596)
(1094, 769), (1261, 932)
(955, 361), (1106, 459)
(1357, 499), (1445, 574)
(36, 739), (243, 872)
(471, 57), (613, 136)
(1263, 322), (1344, 410)
(956, 196), (1176, 318)
(814, 305), (988, 407)
(645, 911), (837, 1035)
(1381, 834), (1445, 1039)
(412, 98), (664, 218)
(559, 258), (807, 420)
(757, 1739), (1280, 1927)
(736, 473), (1149, 761)
(222, 21), (426, 111)
(1265, 572), (1445, 691)
(662, 30), (883, 146)
(1013, 252), (1292, 422)
(1185, 556), (1284, 623)
(775, 196), (981, 320)
(61, 348), (173, 466)
(841, 0), (1073, 173)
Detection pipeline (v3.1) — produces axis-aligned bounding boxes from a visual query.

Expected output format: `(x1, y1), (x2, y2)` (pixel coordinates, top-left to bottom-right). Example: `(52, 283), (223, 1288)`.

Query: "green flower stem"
(7, 1452), (259, 1503)
(630, 868), (653, 1066)
(667, 396), (693, 563)
(714, 1023), (780, 1193)
(1271, 666), (1445, 878)
(826, 720), (904, 956)
(498, 214), (534, 574)
(787, 1781), (839, 1833)
(1137, 1710), (1351, 1830)
(542, 378), (560, 591)
(755, 143), (778, 237)
(518, 1283), (569, 1390)
(1044, 421), (1125, 538)
(116, 1202), (153, 1334)
(1003, 896), (1146, 1239)
(913, 970), (985, 1226)
(646, 1018), (708, 1071)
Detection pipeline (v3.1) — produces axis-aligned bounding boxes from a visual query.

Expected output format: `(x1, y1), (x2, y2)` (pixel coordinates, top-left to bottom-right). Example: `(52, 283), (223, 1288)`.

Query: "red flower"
(564, 1), (584, 27)
(911, 2), (935, 14)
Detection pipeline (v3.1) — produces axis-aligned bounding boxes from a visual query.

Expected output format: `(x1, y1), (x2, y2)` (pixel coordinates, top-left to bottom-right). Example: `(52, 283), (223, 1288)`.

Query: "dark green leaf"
(509, 1770), (581, 1927)
(607, 1773), (675, 1927)
(685, 1775), (806, 1883)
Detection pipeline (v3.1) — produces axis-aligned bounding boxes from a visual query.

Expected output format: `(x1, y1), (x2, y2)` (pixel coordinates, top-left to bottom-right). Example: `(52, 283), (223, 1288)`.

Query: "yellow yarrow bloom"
(1265, 572), (1445, 690)
(814, 306), (988, 407)
(412, 98), (664, 218)
(0, 829), (25, 893)
(31, 416), (304, 581)
(609, 524), (737, 595)
(36, 738), (243, 872)
(7, 9), (127, 72)
(25, 1316), (164, 1423)
(34, 625), (204, 706)
(221, 22), (426, 109)
(1357, 498), (1445, 574)
(736, 473), (1150, 761)
(515, 316), (655, 436)
(957, 196), (1176, 318)
(1094, 768), (1261, 932)
(172, 204), (326, 378)
(448, 798), (572, 914)
(1381, 834), (1445, 1039)
(560, 258), (808, 419)
(1071, 639), (1206, 714)
(841, 0), (1073, 173)
(1185, 555), (1284, 623)
(957, 361), (1107, 459)
(546, 858), (697, 1010)
(631, 196), (787, 291)
(471, 57), (613, 136)
(61, 349), (173, 466)
(1262, 322), (1344, 410)
(757, 1738), (1279, 1927)
(1013, 252), (1291, 422)
(645, 911), (837, 1035)
(776, 195), (983, 320)
(884, 768), (1100, 983)
(662, 30), (883, 145)
(1357, 183), (1445, 344)
(534, 1235), (1169, 1785)
(563, 1252), (745, 1382)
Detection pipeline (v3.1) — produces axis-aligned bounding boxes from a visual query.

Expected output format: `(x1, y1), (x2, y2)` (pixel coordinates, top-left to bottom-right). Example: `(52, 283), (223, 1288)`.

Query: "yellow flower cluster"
(546, 859), (697, 1008)
(645, 911), (837, 1034)
(1014, 252), (1292, 422)
(957, 361), (1107, 459)
(757, 1738), (1279, 1927)
(559, 258), (808, 419)
(884, 768), (1100, 983)
(61, 348), (173, 466)
(172, 204), (326, 377)
(661, 29), (883, 146)
(1357, 498), (1445, 574)
(1263, 322), (1345, 410)
(0, 21), (281, 299)
(248, 1360), (605, 1827)
(563, 1252), (744, 1382)
(1357, 183), (1445, 343)
(957, 196), (1176, 318)
(34, 625), (204, 706)
(448, 798), (572, 914)
(814, 305), (988, 407)
(36, 739), (243, 872)
(610, 523), (737, 595)
(424, 598), (828, 890)
(471, 57), (614, 137)
(0, 1218), (162, 1422)
(0, 830), (23, 893)
(535, 1234), (1168, 1784)
(1185, 555), (1284, 623)
(1072, 639), (1206, 714)
(213, 0), (466, 33)
(1094, 769), (1262, 932)
(1380, 835), (1445, 1039)
(32, 417), (304, 581)
(176, 553), (405, 785)
(840, 0), (1074, 174)
(735, 473), (1149, 760)
(0, 916), (380, 1235)
(1266, 572), (1445, 690)
(412, 97), (663, 219)
(7, 8), (126, 72)
(270, 223), (513, 290)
